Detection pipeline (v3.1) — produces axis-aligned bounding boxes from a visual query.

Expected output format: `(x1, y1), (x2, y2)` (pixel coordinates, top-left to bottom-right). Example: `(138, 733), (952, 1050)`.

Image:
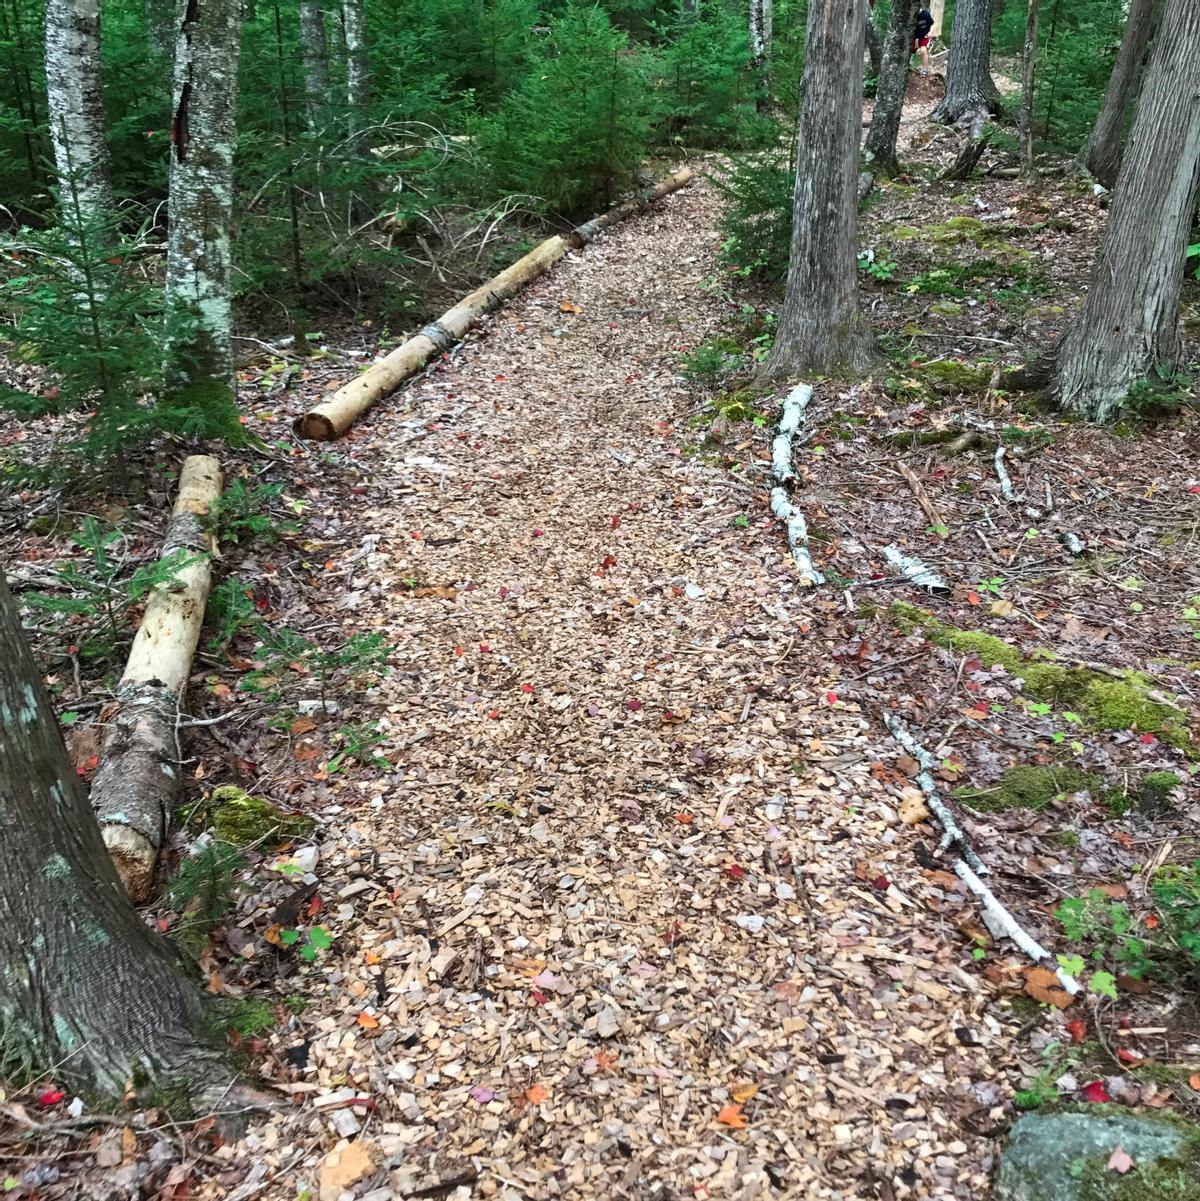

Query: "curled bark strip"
(296, 168), (696, 440)
(955, 860), (1082, 995)
(885, 714), (987, 875)
(883, 545), (950, 595)
(769, 384), (823, 586)
(568, 167), (696, 246)
(1059, 530), (1085, 557)
(90, 456), (222, 901)
(993, 445), (1016, 502)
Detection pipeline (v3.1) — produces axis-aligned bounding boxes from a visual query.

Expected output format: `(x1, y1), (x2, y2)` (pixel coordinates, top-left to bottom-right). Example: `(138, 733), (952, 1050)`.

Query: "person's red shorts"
(911, 35), (930, 52)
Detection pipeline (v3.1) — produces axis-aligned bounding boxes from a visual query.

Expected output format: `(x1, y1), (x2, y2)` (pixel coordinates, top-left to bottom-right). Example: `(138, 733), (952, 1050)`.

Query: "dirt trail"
(259, 172), (1008, 1201)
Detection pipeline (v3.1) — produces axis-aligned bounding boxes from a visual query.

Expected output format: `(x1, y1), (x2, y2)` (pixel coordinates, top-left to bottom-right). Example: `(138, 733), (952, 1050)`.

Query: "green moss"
(890, 224), (922, 240)
(930, 301), (963, 316)
(1052, 830), (1081, 848)
(915, 359), (993, 393)
(929, 215), (987, 243)
(955, 765), (1104, 812)
(1078, 1125), (1200, 1201)
(206, 785), (314, 847)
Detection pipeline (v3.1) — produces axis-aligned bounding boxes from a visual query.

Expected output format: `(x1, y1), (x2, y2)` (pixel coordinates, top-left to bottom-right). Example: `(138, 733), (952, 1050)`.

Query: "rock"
(995, 1110), (1199, 1201)
(207, 785), (314, 847)
(318, 1139), (376, 1201)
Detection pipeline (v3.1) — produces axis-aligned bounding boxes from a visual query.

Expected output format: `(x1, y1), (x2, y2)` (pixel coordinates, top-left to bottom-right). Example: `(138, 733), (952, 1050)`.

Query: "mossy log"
(295, 166), (697, 441)
(90, 456), (223, 901)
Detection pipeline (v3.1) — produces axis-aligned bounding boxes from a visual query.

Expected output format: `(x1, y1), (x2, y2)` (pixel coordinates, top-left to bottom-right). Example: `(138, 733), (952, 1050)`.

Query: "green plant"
(714, 146), (793, 282)
(239, 626), (391, 708)
(681, 337), (744, 379)
(167, 839), (247, 958)
(210, 479), (299, 545)
(857, 249), (898, 283)
(326, 721), (391, 775)
(24, 517), (201, 665)
(279, 924), (334, 962)
(205, 578), (262, 651)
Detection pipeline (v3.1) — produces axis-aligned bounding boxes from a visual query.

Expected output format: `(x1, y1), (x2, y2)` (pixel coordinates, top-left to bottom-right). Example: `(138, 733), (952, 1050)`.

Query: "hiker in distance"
(913, 5), (934, 74)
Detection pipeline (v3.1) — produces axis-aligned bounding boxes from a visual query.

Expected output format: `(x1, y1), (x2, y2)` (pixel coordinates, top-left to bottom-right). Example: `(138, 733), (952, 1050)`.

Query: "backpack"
(915, 9), (933, 37)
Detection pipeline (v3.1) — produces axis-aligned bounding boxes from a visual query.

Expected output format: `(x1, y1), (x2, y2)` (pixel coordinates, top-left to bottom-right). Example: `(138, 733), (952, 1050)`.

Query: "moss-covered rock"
(207, 785), (314, 847)
(995, 1110), (1200, 1201)
(916, 359), (994, 394)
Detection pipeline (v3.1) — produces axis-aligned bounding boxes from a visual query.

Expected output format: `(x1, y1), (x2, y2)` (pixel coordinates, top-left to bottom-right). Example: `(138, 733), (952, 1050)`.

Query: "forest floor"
(3, 80), (1200, 1201)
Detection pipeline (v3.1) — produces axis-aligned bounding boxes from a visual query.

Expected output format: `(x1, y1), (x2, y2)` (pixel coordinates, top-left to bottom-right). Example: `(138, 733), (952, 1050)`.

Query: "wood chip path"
(241, 169), (1009, 1201)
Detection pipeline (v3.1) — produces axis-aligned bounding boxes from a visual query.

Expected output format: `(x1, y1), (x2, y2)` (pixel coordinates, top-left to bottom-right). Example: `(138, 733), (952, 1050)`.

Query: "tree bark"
(749, 0), (773, 106)
(341, 0), (368, 117)
(44, 0), (112, 222)
(0, 571), (219, 1098)
(164, 0), (242, 412)
(90, 457), (222, 901)
(865, 6), (882, 77)
(1018, 0), (1040, 180)
(298, 0), (330, 130)
(864, 0), (919, 176)
(146, 0), (174, 55)
(765, 0), (875, 379)
(1076, 0), (1159, 189)
(1053, 0), (1200, 421)
(930, 0), (1003, 123)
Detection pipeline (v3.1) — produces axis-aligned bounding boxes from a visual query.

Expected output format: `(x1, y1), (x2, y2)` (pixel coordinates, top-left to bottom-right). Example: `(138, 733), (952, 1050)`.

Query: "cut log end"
(102, 824), (156, 903)
(293, 411), (338, 441)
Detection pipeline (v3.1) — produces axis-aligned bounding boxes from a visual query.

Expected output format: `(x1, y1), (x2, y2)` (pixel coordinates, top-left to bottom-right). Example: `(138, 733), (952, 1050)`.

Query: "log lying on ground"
(883, 544), (950, 594)
(90, 456), (222, 901)
(295, 166), (698, 441)
(768, 384), (824, 586)
(569, 167), (696, 246)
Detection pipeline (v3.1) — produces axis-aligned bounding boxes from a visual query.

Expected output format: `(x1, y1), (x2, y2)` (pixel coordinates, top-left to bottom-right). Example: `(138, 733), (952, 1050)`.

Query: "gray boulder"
(995, 1109), (1199, 1201)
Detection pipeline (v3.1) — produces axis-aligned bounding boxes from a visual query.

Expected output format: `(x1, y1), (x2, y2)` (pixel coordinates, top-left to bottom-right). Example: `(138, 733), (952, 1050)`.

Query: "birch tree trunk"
(298, 0), (329, 129)
(164, 0), (242, 412)
(341, 0), (368, 117)
(1054, 0), (1200, 421)
(1076, 0), (1159, 189)
(0, 572), (220, 1098)
(864, 0), (919, 176)
(1018, 0), (1040, 180)
(930, 0), (1003, 123)
(44, 0), (112, 222)
(749, 0), (772, 106)
(765, 0), (875, 379)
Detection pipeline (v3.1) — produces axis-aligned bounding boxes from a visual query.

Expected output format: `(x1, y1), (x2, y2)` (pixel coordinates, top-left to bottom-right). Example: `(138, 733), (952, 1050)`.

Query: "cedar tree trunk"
(1054, 0), (1200, 420)
(299, 0), (330, 129)
(765, 0), (876, 378)
(0, 572), (219, 1098)
(44, 0), (112, 221)
(865, 6), (882, 77)
(1018, 0), (1040, 180)
(1076, 0), (1159, 189)
(164, 0), (242, 410)
(930, 0), (1003, 123)
(864, 0), (919, 176)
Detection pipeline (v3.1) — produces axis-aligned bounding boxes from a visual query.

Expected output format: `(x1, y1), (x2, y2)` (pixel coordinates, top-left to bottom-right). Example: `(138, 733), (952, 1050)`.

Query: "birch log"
(295, 167), (697, 440)
(90, 456), (222, 901)
(769, 384), (824, 586)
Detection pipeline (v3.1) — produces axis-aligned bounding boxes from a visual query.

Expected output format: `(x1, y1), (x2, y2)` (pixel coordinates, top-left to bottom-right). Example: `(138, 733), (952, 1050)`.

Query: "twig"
(896, 462), (945, 529)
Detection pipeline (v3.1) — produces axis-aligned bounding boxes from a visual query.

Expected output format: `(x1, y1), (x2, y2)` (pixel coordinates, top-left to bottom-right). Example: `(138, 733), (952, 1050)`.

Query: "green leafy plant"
(326, 721), (391, 775)
(681, 337), (744, 379)
(857, 249), (898, 283)
(279, 924), (334, 962)
(209, 479), (299, 545)
(167, 839), (247, 958)
(239, 627), (391, 709)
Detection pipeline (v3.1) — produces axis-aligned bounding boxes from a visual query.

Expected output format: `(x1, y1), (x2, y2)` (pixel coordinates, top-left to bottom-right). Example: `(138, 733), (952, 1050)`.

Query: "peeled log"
(295, 166), (697, 441)
(90, 456), (222, 901)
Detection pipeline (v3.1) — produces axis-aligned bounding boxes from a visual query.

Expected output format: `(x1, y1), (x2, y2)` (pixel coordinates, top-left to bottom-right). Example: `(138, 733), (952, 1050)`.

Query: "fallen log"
(90, 456), (222, 901)
(768, 384), (824, 586)
(295, 166), (697, 441)
(569, 167), (696, 246)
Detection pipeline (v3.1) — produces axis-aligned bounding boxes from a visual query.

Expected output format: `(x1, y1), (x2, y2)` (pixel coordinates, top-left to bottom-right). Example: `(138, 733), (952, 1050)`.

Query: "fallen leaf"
(469, 1085), (494, 1103)
(990, 599), (1014, 617)
(525, 1083), (549, 1104)
(290, 716), (317, 735)
(1024, 966), (1075, 1009)
(1082, 1080), (1111, 1103)
(731, 1082), (758, 1104)
(1095, 882), (1129, 900)
(716, 1102), (748, 1128)
(1116, 1048), (1143, 1065)
(1065, 1019), (1087, 1044)
(1107, 1145), (1133, 1174)
(1189, 1073), (1200, 1090)
(357, 1012), (380, 1029)
(593, 1049), (619, 1073)
(1116, 974), (1152, 996)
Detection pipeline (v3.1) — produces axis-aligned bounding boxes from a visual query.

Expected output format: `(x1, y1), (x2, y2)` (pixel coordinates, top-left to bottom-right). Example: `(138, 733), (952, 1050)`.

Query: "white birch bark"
(299, 0), (330, 129)
(164, 0), (242, 407)
(341, 0), (369, 116)
(44, 0), (112, 223)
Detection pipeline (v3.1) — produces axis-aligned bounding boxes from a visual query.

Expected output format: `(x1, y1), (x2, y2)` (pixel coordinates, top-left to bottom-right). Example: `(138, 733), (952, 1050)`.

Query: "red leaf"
(873, 874), (891, 892)
(306, 894), (322, 918)
(1189, 485), (1200, 493)
(488, 710), (500, 720)
(479, 643), (491, 653)
(825, 691), (838, 705)
(611, 516), (620, 529)
(1082, 1080), (1111, 1103)
(674, 813), (694, 825)
(1138, 733), (1156, 745)
(1065, 1019), (1087, 1044)
(533, 529), (544, 538)
(1116, 1047), (1143, 1065)
(626, 698), (643, 711)
(37, 1089), (65, 1106)
(966, 591), (980, 606)
(725, 864), (747, 879)
(531, 988), (548, 1005)
(520, 683), (534, 693)
(601, 554), (617, 570)
(662, 921), (684, 946)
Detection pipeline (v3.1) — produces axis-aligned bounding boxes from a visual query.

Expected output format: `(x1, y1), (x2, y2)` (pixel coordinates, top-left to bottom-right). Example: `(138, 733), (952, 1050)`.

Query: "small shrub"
(715, 146), (793, 281)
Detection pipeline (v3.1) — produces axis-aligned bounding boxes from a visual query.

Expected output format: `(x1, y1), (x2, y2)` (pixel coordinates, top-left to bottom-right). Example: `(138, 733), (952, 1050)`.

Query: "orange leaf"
(525, 1083), (549, 1104)
(290, 716), (317, 735)
(1024, 966), (1075, 1009)
(357, 1012), (380, 1029)
(1145, 913), (1160, 929)
(1189, 1073), (1200, 1090)
(364, 951), (382, 965)
(966, 591), (980, 606)
(717, 1103), (748, 1128)
(593, 1049), (619, 1073)
(674, 813), (694, 825)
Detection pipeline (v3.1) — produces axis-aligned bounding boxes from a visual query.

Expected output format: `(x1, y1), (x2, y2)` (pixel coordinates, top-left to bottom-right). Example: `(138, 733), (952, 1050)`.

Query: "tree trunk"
(865, 5), (882, 77)
(765, 0), (876, 379)
(1076, 0), (1159, 189)
(865, 0), (919, 175)
(91, 457), (223, 901)
(1053, 0), (1200, 420)
(164, 0), (242, 412)
(0, 571), (220, 1098)
(146, 0), (174, 55)
(750, 0), (773, 106)
(1018, 0), (1040, 180)
(930, 0), (1003, 123)
(930, 0), (945, 37)
(341, 0), (368, 117)
(44, 0), (112, 222)
(298, 0), (329, 130)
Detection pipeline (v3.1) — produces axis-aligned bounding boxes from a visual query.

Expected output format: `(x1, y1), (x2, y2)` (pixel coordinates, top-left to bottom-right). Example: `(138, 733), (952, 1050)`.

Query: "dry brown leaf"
(1094, 882), (1129, 900)
(1024, 966), (1075, 1009)
(731, 1082), (758, 1104)
(290, 716), (317, 735)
